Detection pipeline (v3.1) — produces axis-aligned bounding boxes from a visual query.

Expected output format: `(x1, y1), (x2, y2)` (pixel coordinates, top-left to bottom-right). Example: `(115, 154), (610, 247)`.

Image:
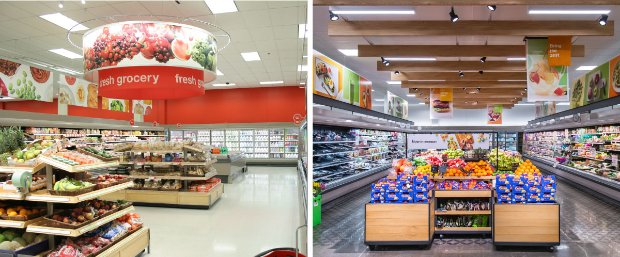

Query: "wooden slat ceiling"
(378, 61), (525, 72)
(361, 45), (585, 58)
(315, 0), (618, 5)
(392, 71), (525, 81)
(401, 81), (526, 89)
(329, 20), (614, 36)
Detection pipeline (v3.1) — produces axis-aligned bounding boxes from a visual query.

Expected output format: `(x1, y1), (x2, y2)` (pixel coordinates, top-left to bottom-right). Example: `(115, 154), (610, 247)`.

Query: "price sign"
(612, 154), (618, 167)
(548, 36), (572, 66)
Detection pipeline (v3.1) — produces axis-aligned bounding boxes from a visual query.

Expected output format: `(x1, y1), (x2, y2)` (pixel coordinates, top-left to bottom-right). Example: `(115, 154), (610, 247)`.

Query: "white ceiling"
(0, 1), (307, 89)
(313, 5), (620, 112)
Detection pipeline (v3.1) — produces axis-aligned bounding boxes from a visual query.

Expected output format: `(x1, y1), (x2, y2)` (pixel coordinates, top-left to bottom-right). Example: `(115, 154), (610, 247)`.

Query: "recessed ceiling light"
(529, 10), (611, 15)
(387, 81), (401, 85)
(556, 102), (570, 106)
(204, 0), (238, 14)
(298, 65), (308, 72)
(40, 13), (89, 31)
(576, 66), (597, 71)
(303, 55), (308, 58)
(345, 120), (353, 122)
(507, 57), (526, 61)
(338, 49), (358, 56)
(371, 89), (375, 92)
(407, 94), (416, 97)
(212, 83), (236, 87)
(298, 24), (307, 38)
(418, 103), (425, 105)
(241, 52), (260, 61)
(375, 99), (385, 102)
(216, 69), (223, 75)
(384, 57), (436, 61)
(260, 81), (284, 85)
(49, 48), (82, 59)
(300, 82), (306, 85)
(331, 10), (415, 15)
(51, 67), (82, 75)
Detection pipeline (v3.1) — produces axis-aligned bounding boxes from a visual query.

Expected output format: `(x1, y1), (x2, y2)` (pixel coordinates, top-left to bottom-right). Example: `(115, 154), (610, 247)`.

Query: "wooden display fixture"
(493, 203), (560, 247)
(434, 190), (492, 198)
(365, 203), (432, 247)
(27, 206), (135, 237)
(25, 181), (133, 203)
(0, 216), (44, 229)
(39, 155), (119, 173)
(121, 159), (216, 167)
(0, 162), (46, 173)
(118, 183), (224, 209)
(0, 189), (25, 200)
(435, 227), (492, 232)
(95, 226), (150, 257)
(435, 210), (492, 215)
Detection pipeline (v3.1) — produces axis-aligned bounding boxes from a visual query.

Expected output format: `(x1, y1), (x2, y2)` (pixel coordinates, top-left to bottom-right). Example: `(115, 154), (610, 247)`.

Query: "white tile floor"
(135, 166), (303, 257)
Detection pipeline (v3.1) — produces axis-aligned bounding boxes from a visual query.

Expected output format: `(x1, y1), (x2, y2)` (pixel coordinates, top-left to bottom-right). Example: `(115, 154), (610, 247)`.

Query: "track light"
(449, 7), (459, 22)
(599, 14), (608, 26)
(381, 57), (390, 66)
(58, 1), (63, 8)
(394, 70), (400, 75)
(81, 0), (85, 4)
(329, 11), (340, 21)
(479, 70), (484, 74)
(480, 57), (487, 63)
(487, 5), (497, 11)
(458, 71), (464, 78)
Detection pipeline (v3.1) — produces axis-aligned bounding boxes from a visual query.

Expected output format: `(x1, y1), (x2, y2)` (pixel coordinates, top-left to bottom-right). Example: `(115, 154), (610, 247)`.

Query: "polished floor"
(313, 177), (620, 257)
(136, 166), (303, 257)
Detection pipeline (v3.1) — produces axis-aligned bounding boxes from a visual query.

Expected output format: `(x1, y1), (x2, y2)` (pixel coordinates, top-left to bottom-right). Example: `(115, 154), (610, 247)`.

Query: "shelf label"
(613, 155), (618, 167)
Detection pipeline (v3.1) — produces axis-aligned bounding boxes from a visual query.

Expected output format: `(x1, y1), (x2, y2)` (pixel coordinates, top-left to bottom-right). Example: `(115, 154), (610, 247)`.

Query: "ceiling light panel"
(212, 83), (236, 87)
(385, 57), (436, 61)
(576, 66), (597, 71)
(338, 49), (358, 56)
(298, 65), (308, 72)
(241, 52), (261, 61)
(507, 57), (526, 61)
(49, 48), (82, 59)
(260, 81), (284, 85)
(39, 13), (89, 31)
(204, 0), (238, 14)
(331, 10), (415, 15)
(529, 10), (611, 15)
(298, 24), (307, 39)
(386, 81), (401, 85)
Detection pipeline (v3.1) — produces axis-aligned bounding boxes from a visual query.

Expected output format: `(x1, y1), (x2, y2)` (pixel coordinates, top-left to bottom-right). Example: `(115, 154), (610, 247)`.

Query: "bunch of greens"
(0, 127), (25, 165)
(190, 35), (217, 72)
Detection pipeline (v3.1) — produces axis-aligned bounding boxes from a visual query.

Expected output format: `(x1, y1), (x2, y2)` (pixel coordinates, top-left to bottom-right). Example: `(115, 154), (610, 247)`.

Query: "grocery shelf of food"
(106, 141), (223, 208)
(366, 152), (559, 247)
(492, 132), (520, 151)
(0, 126), (150, 256)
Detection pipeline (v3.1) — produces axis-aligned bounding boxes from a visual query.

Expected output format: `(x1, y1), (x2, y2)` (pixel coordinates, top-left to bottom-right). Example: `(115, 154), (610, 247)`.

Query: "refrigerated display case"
(493, 132), (519, 151)
(239, 129), (255, 157)
(197, 130), (210, 144)
(211, 130), (226, 147)
(226, 130), (240, 152)
(170, 130), (184, 142)
(183, 130), (197, 141)
(270, 129), (285, 159)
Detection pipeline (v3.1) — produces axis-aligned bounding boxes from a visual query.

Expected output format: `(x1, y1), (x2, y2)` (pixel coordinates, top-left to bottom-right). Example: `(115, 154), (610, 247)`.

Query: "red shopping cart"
(254, 247), (306, 257)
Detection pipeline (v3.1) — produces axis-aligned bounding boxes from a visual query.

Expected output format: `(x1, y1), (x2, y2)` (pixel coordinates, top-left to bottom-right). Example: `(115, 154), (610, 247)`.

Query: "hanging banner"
(585, 62), (610, 104)
(132, 100), (153, 115)
(0, 58), (53, 101)
(527, 38), (569, 102)
(102, 97), (130, 112)
(83, 21), (216, 100)
(487, 105), (503, 125)
(547, 36), (572, 66)
(610, 55), (620, 98)
(407, 133), (491, 151)
(535, 102), (556, 118)
(430, 88), (453, 119)
(313, 51), (373, 110)
(58, 75), (99, 108)
(385, 91), (408, 119)
(570, 75), (587, 108)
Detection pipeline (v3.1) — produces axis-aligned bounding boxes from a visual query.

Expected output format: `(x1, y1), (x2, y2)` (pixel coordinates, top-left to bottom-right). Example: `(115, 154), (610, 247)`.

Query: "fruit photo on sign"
(585, 62), (610, 104)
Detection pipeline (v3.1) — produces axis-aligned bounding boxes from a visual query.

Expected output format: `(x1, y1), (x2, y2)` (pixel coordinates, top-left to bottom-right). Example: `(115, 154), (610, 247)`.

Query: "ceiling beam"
(401, 81), (526, 89)
(379, 61), (525, 72)
(316, 0), (617, 5)
(329, 20), (613, 37)
(393, 72), (525, 81)
(362, 45), (585, 58)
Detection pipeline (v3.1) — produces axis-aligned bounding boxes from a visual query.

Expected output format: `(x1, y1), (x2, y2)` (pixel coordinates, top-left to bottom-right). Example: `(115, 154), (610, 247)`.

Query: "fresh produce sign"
(526, 38), (569, 102)
(385, 91), (408, 119)
(132, 100), (153, 116)
(407, 133), (491, 151)
(0, 58), (53, 102)
(58, 75), (98, 108)
(487, 104), (502, 125)
(313, 51), (373, 110)
(83, 21), (216, 99)
(102, 97), (130, 112)
(585, 62), (610, 104)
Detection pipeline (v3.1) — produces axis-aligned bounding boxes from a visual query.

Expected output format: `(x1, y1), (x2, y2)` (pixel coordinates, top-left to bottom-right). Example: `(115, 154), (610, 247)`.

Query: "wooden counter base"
(365, 203), (431, 246)
(493, 203), (560, 246)
(100, 183), (224, 209)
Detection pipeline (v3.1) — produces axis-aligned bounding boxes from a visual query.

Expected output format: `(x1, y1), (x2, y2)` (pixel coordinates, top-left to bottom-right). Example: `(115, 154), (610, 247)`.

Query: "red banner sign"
(97, 66), (205, 99)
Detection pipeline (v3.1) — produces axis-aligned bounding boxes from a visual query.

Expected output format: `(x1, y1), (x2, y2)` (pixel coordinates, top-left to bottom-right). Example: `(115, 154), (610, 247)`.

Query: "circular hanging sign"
(82, 21), (217, 99)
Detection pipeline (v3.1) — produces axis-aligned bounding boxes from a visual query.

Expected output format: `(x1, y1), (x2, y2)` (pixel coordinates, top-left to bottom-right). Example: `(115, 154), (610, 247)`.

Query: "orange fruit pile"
(445, 167), (465, 176)
(463, 161), (493, 176)
(515, 160), (540, 176)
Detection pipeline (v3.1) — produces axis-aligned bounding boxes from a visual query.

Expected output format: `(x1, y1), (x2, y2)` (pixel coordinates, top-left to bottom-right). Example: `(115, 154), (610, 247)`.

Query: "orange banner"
(548, 36), (572, 66)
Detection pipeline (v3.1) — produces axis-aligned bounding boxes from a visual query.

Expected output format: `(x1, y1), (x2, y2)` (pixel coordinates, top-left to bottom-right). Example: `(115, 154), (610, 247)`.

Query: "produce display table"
(213, 153), (246, 183)
(365, 202), (432, 248)
(101, 183), (224, 209)
(493, 203), (560, 247)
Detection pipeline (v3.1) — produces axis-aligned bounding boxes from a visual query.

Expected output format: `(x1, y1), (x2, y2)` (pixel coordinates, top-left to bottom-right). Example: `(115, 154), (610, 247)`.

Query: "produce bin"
(365, 203), (432, 247)
(313, 195), (321, 227)
(493, 203), (560, 247)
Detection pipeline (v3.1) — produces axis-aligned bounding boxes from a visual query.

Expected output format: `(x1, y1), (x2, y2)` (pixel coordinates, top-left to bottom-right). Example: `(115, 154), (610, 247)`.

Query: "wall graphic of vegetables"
(190, 35), (217, 72)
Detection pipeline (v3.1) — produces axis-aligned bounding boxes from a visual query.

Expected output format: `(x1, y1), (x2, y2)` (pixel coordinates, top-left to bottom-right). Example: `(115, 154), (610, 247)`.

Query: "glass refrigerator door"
(197, 130), (210, 145)
(239, 129), (254, 157)
(270, 128), (285, 158)
(170, 130), (184, 142)
(183, 130), (197, 142)
(211, 130), (225, 147)
(226, 130), (240, 152)
(285, 128), (299, 159)
(254, 129), (269, 159)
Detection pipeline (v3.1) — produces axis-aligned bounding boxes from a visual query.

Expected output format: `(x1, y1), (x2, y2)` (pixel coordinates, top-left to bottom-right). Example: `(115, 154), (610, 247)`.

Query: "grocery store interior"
(312, 1), (620, 257)
(0, 1), (307, 257)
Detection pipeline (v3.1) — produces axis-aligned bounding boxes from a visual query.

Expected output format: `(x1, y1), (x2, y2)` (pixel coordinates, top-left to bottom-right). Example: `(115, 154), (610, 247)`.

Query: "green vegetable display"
(83, 147), (113, 158)
(0, 127), (26, 165)
(442, 149), (464, 159)
(487, 149), (523, 172)
(53, 178), (93, 191)
(110, 100), (124, 111)
(190, 35), (217, 72)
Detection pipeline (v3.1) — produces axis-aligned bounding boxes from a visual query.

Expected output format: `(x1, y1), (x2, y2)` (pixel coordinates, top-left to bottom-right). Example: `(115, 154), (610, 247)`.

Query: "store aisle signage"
(407, 133), (491, 151)
(430, 88), (453, 119)
(0, 58), (53, 102)
(548, 36), (572, 66)
(313, 51), (373, 109)
(526, 38), (569, 102)
(487, 105), (503, 125)
(385, 91), (408, 119)
(83, 21), (217, 99)
(58, 75), (98, 108)
(569, 53), (620, 109)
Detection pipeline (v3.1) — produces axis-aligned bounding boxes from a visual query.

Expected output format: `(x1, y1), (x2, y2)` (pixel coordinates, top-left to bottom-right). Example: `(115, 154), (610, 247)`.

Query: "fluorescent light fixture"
(338, 49), (358, 56)
(216, 69), (223, 75)
(498, 79), (526, 82)
(131, 125), (139, 128)
(384, 57), (436, 61)
(507, 57), (526, 61)
(52, 67), (82, 75)
(371, 89), (375, 92)
(418, 103), (425, 105)
(40, 13), (89, 31)
(387, 81), (402, 85)
(212, 83), (236, 87)
(529, 10), (610, 15)
(49, 48), (82, 59)
(407, 80), (446, 82)
(331, 10), (415, 15)
(345, 120), (353, 122)
(204, 0), (238, 14)
(241, 52), (260, 61)
(259, 81), (284, 85)
(515, 103), (535, 106)
(298, 65), (308, 72)
(375, 99), (385, 102)
(300, 82), (306, 85)
(576, 66), (597, 71)
(298, 24), (307, 38)
(557, 102), (570, 106)
(407, 94), (416, 97)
